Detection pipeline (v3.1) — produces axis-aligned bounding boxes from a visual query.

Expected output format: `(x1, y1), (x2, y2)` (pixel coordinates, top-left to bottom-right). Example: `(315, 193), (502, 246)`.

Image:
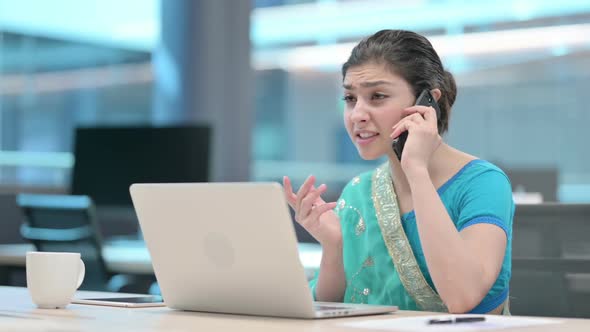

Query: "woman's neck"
(388, 143), (461, 194)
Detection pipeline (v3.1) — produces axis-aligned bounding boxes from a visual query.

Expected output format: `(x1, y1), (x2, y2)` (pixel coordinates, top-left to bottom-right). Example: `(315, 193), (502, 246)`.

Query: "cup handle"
(76, 259), (86, 289)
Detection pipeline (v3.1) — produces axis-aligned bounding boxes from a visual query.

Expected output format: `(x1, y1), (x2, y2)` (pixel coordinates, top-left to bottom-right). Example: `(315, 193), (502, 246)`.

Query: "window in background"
(0, 32), (152, 188)
(250, 0), (590, 202)
(1, 0), (589, 203)
(0, 0), (156, 189)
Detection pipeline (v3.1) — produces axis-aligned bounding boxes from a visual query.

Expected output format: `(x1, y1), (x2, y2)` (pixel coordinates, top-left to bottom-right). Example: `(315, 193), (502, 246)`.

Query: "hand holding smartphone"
(392, 89), (442, 161)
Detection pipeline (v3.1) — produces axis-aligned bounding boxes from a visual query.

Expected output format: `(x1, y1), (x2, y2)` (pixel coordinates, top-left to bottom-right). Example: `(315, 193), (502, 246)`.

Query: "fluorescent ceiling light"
(253, 23), (590, 71)
(1, 0), (590, 50)
(2, 23), (588, 92)
(0, 63), (152, 96)
(252, 0), (590, 47)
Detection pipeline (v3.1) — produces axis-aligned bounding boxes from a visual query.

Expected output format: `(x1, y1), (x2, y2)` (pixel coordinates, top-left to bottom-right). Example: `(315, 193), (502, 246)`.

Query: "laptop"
(130, 182), (398, 319)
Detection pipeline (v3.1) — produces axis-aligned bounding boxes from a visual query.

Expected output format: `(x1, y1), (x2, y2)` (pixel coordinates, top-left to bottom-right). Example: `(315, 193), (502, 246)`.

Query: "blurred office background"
(0, 0), (589, 202)
(1, 0), (590, 316)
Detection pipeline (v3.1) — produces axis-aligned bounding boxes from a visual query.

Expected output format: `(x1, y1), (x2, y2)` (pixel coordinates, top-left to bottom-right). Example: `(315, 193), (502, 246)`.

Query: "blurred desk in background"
(0, 240), (322, 280)
(505, 167), (558, 202)
(512, 203), (590, 318)
(513, 257), (590, 274)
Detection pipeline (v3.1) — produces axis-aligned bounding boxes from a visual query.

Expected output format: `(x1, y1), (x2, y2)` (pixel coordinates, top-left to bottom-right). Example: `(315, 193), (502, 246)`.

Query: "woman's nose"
(350, 103), (370, 122)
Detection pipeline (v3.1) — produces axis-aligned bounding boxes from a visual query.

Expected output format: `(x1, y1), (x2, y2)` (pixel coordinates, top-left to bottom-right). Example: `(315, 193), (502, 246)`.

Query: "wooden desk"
(1, 286), (590, 332)
(0, 241), (322, 279)
(513, 257), (590, 274)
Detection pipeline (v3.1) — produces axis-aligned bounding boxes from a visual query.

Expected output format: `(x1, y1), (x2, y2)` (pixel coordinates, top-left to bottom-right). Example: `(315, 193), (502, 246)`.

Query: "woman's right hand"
(283, 175), (341, 248)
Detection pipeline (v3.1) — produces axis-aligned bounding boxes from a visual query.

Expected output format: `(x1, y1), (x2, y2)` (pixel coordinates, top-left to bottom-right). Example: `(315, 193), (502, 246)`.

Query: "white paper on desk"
(339, 315), (562, 332)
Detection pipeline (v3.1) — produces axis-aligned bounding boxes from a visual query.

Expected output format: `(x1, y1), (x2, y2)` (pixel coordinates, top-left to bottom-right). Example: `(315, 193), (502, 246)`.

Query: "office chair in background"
(17, 193), (152, 293)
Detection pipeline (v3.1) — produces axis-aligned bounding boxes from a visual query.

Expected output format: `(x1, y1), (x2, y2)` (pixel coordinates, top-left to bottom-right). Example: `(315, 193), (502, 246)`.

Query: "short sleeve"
(456, 170), (514, 238)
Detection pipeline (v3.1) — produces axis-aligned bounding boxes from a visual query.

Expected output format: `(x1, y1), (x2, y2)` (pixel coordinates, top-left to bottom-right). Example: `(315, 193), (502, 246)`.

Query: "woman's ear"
(430, 88), (442, 102)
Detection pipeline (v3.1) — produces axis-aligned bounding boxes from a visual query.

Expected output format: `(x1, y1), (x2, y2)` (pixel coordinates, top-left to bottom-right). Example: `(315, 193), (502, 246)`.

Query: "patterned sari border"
(372, 162), (447, 312)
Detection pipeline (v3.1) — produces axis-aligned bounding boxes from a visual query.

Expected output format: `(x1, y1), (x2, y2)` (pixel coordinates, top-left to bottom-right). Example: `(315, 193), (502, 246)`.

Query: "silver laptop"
(130, 182), (397, 319)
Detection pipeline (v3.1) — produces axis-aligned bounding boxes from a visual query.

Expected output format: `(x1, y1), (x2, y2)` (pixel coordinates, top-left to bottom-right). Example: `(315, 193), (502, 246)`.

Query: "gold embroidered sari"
(328, 162), (509, 314)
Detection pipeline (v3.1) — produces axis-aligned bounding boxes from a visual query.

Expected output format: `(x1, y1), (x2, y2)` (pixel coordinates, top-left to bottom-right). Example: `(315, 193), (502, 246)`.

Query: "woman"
(283, 30), (513, 314)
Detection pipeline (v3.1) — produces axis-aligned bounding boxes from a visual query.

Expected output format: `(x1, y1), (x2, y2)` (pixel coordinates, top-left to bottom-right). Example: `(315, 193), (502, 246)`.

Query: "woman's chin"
(357, 150), (382, 161)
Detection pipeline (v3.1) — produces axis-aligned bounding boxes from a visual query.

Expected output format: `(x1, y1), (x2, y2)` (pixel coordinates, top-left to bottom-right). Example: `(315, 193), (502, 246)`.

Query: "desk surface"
(0, 241), (322, 279)
(1, 286), (590, 332)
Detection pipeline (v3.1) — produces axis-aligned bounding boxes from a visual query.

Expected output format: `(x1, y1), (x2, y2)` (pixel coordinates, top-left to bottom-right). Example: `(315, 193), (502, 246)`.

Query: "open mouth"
(356, 132), (379, 144)
(357, 133), (379, 139)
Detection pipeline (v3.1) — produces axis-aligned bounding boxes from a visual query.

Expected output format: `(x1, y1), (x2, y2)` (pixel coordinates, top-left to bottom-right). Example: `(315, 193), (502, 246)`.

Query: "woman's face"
(343, 62), (415, 160)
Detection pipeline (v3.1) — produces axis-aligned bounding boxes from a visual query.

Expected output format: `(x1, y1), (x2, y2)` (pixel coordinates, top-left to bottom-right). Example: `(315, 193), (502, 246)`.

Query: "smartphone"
(392, 89), (442, 161)
(72, 295), (165, 308)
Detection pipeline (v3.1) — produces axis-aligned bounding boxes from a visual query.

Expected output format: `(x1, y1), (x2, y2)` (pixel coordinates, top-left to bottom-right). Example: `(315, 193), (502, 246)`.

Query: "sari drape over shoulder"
(309, 160), (514, 314)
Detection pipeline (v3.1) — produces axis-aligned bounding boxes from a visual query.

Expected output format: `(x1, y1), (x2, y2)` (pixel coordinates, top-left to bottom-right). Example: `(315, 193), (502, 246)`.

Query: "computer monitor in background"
(71, 125), (211, 207)
(504, 167), (558, 202)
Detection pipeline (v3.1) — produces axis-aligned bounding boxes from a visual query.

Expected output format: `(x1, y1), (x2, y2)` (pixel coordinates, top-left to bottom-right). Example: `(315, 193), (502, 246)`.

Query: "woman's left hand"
(390, 105), (442, 175)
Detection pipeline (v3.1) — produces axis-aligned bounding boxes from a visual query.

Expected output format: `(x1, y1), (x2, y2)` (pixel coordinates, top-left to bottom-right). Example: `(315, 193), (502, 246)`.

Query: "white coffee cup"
(26, 252), (85, 309)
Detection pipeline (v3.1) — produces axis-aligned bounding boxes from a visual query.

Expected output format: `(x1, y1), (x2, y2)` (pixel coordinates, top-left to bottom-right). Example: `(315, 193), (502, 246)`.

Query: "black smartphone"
(392, 89), (442, 161)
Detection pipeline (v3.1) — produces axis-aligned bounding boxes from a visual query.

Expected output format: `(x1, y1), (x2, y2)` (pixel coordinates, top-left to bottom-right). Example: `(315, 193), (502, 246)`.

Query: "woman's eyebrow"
(343, 80), (394, 90)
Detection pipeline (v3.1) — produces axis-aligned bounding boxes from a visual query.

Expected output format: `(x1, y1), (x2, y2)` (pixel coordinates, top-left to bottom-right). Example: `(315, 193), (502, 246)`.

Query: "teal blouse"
(310, 159), (515, 313)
